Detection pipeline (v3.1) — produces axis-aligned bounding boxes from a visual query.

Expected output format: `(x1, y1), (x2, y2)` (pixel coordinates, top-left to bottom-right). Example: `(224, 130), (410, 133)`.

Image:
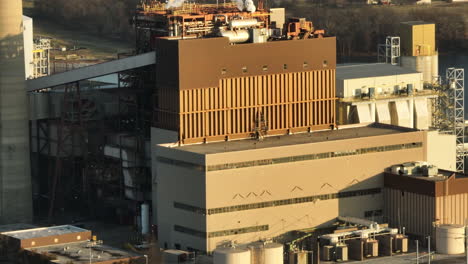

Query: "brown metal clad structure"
(384, 171), (468, 238)
(154, 37), (337, 143)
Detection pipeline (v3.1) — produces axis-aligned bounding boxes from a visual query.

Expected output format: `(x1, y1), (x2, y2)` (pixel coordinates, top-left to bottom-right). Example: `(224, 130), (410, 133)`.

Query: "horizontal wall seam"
(174, 187), (382, 215)
(157, 142), (423, 172)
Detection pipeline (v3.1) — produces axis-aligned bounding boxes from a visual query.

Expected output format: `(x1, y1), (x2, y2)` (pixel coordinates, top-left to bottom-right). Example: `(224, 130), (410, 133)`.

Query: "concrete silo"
(0, 0), (33, 223)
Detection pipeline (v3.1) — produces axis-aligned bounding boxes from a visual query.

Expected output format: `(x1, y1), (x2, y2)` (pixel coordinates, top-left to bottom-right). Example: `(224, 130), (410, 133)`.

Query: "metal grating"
(446, 68), (465, 173)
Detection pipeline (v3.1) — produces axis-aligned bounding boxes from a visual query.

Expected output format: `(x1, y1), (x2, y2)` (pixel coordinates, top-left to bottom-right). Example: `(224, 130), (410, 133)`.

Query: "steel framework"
(378, 36), (400, 65)
(446, 68), (465, 173)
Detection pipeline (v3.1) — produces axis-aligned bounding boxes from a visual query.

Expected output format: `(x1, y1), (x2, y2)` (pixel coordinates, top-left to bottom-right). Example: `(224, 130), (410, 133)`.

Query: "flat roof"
(174, 123), (417, 154)
(27, 242), (141, 264)
(336, 63), (420, 80)
(401, 21), (433, 26)
(0, 224), (37, 234)
(2, 225), (89, 240)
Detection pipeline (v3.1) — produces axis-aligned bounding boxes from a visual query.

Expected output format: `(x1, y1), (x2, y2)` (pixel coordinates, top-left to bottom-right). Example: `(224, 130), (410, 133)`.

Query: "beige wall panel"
(426, 131), (456, 171)
(206, 194), (382, 251)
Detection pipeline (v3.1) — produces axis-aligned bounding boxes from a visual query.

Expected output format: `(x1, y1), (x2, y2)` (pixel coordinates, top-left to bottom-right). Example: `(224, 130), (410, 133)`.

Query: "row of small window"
(174, 225), (269, 238)
(157, 156), (204, 171)
(158, 142), (423, 173)
(221, 61), (328, 75)
(206, 142), (423, 171)
(174, 188), (381, 216)
(364, 209), (383, 218)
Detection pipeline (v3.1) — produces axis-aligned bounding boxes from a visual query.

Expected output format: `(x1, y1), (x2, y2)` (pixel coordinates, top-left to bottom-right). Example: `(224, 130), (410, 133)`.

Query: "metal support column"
(447, 68), (465, 173)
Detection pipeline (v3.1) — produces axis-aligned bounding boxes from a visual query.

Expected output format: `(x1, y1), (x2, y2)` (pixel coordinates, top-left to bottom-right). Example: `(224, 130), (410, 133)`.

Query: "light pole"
(87, 238), (103, 264)
(416, 240), (419, 264)
(144, 254), (148, 264)
(427, 236), (432, 264)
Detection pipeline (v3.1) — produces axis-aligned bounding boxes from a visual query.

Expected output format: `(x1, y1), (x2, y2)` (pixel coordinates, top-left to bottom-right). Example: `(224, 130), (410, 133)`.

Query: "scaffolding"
(378, 36), (400, 66)
(32, 37), (51, 78)
(446, 68), (465, 173)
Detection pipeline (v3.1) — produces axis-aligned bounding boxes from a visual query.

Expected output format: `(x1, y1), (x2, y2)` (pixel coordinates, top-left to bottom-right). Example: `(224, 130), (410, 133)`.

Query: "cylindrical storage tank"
(436, 224), (465, 255)
(219, 30), (250, 43)
(229, 19), (258, 29)
(141, 202), (150, 235)
(213, 247), (251, 264)
(0, 0), (33, 223)
(263, 243), (283, 264)
(248, 242), (265, 264)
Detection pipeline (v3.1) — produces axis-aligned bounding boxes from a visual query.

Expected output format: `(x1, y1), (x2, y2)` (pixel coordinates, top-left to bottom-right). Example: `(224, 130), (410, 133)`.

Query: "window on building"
(262, 65), (268, 72)
(323, 60), (328, 67)
(242, 66), (248, 73)
(303, 62), (309, 69)
(283, 64), (288, 70)
(221, 68), (227, 75)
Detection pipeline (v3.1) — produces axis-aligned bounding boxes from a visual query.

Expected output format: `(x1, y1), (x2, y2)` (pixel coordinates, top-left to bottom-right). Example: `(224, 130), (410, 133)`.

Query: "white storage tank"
(264, 243), (283, 264)
(214, 247), (251, 264)
(248, 242), (265, 264)
(436, 224), (466, 255)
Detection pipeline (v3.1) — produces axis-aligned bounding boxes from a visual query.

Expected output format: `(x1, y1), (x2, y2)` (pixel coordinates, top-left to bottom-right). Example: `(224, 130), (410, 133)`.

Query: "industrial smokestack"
(0, 0), (33, 223)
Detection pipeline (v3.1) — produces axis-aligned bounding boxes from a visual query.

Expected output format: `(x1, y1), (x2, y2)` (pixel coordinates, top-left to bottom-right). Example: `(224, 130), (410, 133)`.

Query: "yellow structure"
(400, 21), (438, 84)
(400, 22), (436, 57)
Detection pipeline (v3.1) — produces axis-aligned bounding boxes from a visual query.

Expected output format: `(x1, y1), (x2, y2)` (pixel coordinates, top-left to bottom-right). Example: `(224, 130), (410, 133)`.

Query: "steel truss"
(446, 68), (465, 173)
(378, 36), (400, 66)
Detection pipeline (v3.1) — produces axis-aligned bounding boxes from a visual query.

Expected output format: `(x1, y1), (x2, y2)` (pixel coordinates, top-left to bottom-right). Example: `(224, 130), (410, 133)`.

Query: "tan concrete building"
(155, 123), (455, 252)
(384, 163), (468, 240)
(336, 63), (436, 130)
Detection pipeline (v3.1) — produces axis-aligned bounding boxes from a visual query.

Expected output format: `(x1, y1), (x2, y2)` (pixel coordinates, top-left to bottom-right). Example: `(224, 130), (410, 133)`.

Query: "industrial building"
(384, 162), (468, 241)
(0, 224), (144, 264)
(156, 123), (455, 253)
(336, 63), (435, 129)
(0, 0), (467, 263)
(399, 22), (438, 84)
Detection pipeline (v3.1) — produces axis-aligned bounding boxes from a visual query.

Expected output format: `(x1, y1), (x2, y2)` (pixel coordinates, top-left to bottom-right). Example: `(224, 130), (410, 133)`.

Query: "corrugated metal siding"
(436, 194), (468, 225)
(384, 188), (435, 237)
(178, 69), (336, 143)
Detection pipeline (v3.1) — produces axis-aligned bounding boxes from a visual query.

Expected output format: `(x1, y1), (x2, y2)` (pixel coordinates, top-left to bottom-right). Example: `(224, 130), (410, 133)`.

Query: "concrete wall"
(338, 96), (432, 129)
(22, 16), (33, 80)
(336, 72), (423, 98)
(155, 129), (437, 252)
(401, 55), (438, 84)
(151, 127), (178, 224)
(0, 0), (33, 223)
(426, 131), (456, 171)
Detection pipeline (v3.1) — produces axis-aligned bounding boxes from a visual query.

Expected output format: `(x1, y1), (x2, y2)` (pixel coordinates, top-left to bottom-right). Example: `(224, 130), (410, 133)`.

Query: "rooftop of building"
(173, 123), (417, 154)
(384, 163), (468, 197)
(336, 63), (420, 80)
(0, 223), (37, 234)
(26, 241), (141, 264)
(2, 225), (89, 240)
(401, 21), (434, 26)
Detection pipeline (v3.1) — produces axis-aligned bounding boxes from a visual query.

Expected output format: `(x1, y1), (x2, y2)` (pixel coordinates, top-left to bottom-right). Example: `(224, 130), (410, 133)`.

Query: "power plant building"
(384, 163), (468, 241)
(156, 124), (455, 252)
(336, 63), (436, 129)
